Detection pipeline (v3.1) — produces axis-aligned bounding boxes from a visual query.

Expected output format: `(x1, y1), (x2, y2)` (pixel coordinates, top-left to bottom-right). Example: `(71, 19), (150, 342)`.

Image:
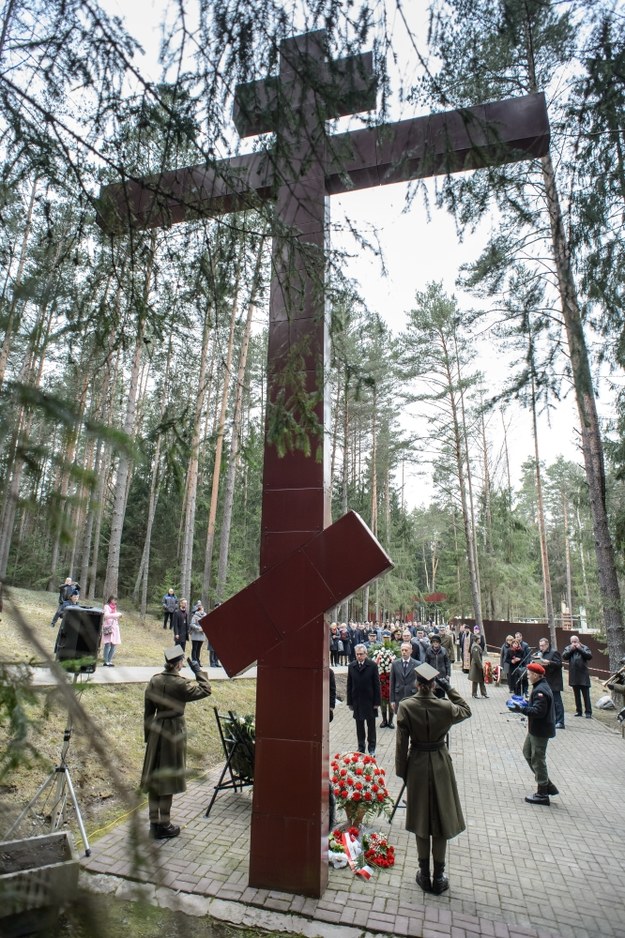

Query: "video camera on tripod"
(54, 605), (103, 673)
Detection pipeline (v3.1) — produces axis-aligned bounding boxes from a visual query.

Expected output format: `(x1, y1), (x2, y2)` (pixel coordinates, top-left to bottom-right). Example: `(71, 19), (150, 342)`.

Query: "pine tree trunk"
(102, 325), (145, 600)
(531, 376), (556, 644)
(86, 458), (108, 601)
(180, 302), (213, 603)
(202, 272), (241, 603)
(444, 354), (483, 631)
(0, 304), (52, 580)
(563, 496), (573, 620)
(215, 279), (261, 603)
(541, 151), (624, 666)
(46, 376), (89, 590)
(480, 410), (495, 619)
(0, 178), (37, 387)
(456, 343), (483, 636)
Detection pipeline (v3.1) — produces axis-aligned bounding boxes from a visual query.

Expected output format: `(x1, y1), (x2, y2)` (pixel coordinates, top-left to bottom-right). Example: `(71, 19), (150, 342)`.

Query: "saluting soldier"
(395, 662), (471, 895)
(141, 645), (211, 839)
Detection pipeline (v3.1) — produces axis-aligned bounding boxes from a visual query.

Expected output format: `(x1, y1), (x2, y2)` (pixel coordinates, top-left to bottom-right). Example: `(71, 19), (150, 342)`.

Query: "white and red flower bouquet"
(330, 751), (394, 826)
(328, 826), (396, 877)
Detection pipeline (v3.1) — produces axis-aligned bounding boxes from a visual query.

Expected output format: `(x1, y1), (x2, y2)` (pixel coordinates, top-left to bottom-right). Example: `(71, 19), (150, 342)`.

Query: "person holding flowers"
(373, 645), (396, 729)
(395, 662), (471, 895)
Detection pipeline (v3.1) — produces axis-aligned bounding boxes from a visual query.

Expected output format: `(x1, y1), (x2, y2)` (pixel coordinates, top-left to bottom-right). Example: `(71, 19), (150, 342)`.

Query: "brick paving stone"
(364, 917), (397, 933)
(353, 908), (372, 927)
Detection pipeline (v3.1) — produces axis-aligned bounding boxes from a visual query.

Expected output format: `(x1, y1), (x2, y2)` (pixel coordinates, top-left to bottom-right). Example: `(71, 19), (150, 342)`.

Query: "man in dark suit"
(390, 642), (418, 716)
(347, 643), (381, 756)
(535, 637), (565, 729)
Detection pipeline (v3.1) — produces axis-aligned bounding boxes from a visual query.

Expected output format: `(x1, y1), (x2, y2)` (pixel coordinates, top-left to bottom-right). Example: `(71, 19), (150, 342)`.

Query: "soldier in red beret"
(519, 662), (558, 805)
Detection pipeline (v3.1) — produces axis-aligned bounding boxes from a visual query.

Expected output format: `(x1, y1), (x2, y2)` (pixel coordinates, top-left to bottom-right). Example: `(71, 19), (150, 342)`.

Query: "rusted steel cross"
(97, 29), (549, 897)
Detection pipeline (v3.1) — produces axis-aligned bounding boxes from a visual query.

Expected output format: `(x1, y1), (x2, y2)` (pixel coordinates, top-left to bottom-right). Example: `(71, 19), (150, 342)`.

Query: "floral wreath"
(330, 751), (394, 817)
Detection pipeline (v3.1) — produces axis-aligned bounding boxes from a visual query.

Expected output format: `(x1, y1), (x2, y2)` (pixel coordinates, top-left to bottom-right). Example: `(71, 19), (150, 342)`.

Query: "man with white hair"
(347, 644), (381, 756)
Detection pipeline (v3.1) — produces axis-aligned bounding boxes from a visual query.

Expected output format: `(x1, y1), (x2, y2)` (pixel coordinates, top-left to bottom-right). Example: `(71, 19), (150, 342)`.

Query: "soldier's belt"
(409, 740), (446, 752)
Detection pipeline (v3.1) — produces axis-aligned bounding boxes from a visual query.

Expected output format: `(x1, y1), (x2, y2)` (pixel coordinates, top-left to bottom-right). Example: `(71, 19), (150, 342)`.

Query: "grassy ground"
(1, 585), (192, 666)
(52, 896), (304, 938)
(0, 587), (257, 843)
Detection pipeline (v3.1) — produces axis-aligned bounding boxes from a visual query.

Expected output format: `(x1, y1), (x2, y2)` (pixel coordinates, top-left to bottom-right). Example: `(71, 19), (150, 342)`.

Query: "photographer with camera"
(141, 646), (211, 840)
(395, 662), (471, 896)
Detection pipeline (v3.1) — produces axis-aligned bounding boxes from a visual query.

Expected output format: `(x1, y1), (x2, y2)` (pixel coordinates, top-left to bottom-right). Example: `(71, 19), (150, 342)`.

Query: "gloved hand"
(435, 675), (450, 693)
(187, 657), (202, 677)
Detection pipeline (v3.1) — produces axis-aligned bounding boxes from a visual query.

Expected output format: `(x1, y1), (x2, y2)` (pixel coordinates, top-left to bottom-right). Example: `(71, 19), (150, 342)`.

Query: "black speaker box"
(55, 606), (103, 672)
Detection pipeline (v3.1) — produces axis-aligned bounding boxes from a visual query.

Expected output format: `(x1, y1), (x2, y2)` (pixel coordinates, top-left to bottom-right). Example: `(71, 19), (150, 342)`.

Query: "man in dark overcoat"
(562, 635), (593, 717)
(141, 645), (211, 839)
(536, 637), (565, 728)
(395, 662), (471, 895)
(390, 642), (418, 715)
(347, 643), (381, 756)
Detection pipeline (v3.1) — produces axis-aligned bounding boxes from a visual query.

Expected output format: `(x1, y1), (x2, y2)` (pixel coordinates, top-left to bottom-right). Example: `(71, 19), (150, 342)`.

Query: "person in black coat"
(390, 643), (418, 715)
(347, 644), (381, 756)
(536, 637), (565, 728)
(519, 662), (557, 806)
(172, 599), (190, 652)
(562, 635), (593, 718)
(425, 634), (451, 695)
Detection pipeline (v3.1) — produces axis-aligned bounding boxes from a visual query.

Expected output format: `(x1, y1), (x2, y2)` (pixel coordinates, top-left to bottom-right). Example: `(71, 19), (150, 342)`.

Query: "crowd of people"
(340, 618), (601, 893)
(47, 577), (601, 866)
(343, 622), (485, 757)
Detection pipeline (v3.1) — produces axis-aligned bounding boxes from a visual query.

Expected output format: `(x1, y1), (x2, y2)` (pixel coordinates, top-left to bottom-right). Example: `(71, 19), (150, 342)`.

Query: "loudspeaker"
(55, 606), (103, 673)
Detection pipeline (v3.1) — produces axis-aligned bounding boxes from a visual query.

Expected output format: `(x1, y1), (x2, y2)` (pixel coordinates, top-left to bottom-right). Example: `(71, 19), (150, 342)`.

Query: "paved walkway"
(75, 668), (625, 938)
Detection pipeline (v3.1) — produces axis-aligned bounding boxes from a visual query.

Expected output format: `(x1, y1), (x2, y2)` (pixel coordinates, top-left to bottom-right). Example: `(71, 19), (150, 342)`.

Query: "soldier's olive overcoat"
(141, 668), (211, 796)
(395, 688), (471, 839)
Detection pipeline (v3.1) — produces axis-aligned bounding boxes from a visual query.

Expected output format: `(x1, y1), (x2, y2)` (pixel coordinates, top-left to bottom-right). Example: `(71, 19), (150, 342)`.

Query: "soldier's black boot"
(525, 784), (550, 805)
(545, 780), (559, 796)
(155, 822), (181, 839)
(416, 859), (432, 892)
(432, 861), (449, 894)
(149, 823), (158, 838)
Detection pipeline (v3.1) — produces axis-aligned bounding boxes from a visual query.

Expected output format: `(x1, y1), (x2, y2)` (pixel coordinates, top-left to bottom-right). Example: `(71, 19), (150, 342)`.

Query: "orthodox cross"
(97, 29), (549, 898)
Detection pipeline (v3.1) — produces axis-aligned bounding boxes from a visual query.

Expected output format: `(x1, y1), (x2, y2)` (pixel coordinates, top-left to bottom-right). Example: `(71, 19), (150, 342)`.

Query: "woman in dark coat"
(396, 662), (471, 895)
(562, 635), (593, 717)
(141, 645), (211, 839)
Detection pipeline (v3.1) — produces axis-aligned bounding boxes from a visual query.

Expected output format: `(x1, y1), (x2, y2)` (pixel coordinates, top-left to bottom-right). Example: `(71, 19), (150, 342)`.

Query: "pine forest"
(1, 0), (625, 666)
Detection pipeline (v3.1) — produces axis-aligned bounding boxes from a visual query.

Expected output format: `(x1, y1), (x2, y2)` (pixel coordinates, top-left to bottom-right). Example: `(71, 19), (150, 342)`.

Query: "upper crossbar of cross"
(96, 30), (548, 235)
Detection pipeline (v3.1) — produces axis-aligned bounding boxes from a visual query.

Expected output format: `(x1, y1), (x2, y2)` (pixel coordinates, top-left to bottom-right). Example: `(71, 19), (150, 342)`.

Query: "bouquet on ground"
(362, 831), (395, 868)
(329, 827), (395, 876)
(330, 751), (394, 825)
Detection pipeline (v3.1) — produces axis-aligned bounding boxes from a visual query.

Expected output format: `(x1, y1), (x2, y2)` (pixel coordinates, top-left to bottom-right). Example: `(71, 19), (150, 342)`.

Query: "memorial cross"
(97, 29), (550, 898)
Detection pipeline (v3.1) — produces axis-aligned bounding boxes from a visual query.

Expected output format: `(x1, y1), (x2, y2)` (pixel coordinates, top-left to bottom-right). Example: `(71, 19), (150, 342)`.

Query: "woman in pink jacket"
(102, 595), (122, 667)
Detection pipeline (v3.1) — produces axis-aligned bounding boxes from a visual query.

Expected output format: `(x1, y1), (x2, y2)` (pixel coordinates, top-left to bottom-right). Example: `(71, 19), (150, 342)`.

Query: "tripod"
(6, 674), (91, 856)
